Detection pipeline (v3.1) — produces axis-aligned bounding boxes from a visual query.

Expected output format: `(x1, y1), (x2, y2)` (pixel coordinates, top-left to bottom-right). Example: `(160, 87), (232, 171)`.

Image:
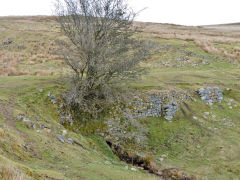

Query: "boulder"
(57, 134), (65, 143)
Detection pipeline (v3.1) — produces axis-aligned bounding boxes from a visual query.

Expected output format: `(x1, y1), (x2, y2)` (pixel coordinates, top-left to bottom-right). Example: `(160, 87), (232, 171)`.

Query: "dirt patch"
(0, 98), (16, 127)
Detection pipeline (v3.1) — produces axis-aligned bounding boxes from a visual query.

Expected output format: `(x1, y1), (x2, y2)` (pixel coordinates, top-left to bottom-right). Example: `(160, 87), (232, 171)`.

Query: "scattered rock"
(51, 98), (56, 104)
(47, 93), (74, 126)
(57, 134), (65, 143)
(204, 112), (210, 116)
(59, 114), (74, 126)
(162, 62), (167, 66)
(48, 93), (57, 104)
(185, 56), (190, 60)
(193, 116), (198, 120)
(40, 124), (48, 129)
(67, 138), (73, 144)
(36, 130), (42, 133)
(176, 58), (182, 61)
(23, 117), (30, 122)
(17, 115), (23, 120)
(31, 123), (36, 129)
(131, 167), (137, 171)
(158, 158), (164, 162)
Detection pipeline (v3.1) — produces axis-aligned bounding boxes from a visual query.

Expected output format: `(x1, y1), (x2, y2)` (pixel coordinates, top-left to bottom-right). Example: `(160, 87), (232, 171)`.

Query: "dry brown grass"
(194, 39), (240, 60)
(135, 21), (240, 60)
(0, 16), (56, 24)
(0, 165), (31, 180)
(0, 16), (64, 77)
(233, 46), (240, 52)
(0, 53), (25, 76)
(1, 16), (240, 77)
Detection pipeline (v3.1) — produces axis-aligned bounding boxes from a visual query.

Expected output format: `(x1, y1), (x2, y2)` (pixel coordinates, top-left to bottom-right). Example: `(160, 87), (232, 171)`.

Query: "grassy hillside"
(0, 76), (157, 180)
(0, 16), (240, 180)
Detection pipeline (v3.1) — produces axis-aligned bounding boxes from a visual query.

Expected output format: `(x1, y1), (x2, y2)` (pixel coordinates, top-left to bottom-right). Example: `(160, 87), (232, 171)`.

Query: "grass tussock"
(0, 17), (64, 77)
(0, 165), (31, 180)
(136, 21), (240, 60)
(1, 16), (240, 77)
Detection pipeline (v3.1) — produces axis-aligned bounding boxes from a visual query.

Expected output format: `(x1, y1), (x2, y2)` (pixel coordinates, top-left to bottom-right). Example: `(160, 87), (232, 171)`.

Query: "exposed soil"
(105, 139), (195, 180)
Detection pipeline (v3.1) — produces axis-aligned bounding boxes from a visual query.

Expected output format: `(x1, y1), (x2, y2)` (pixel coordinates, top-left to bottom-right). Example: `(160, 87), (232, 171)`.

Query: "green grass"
(140, 90), (240, 179)
(0, 76), (158, 180)
(127, 35), (240, 179)
(0, 16), (240, 180)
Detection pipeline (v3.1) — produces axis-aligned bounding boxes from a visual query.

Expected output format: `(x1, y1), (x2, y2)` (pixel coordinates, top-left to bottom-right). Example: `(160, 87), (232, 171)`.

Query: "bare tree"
(55, 0), (152, 116)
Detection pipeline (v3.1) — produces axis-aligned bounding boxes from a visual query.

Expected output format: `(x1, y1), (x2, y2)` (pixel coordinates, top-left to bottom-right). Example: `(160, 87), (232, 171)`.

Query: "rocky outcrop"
(130, 94), (180, 121)
(139, 95), (162, 117)
(198, 87), (223, 105)
(163, 102), (178, 121)
(126, 93), (180, 121)
(47, 92), (74, 126)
